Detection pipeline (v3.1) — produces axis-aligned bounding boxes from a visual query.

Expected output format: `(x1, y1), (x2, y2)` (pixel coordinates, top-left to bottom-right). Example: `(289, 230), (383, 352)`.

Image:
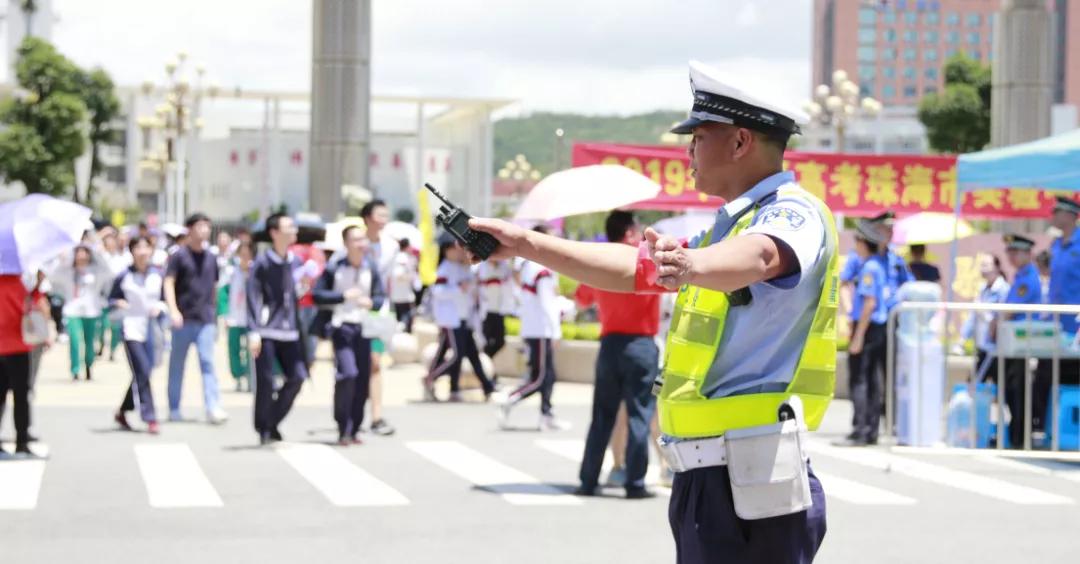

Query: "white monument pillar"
(308, 0), (371, 219)
(991, 0), (1053, 147)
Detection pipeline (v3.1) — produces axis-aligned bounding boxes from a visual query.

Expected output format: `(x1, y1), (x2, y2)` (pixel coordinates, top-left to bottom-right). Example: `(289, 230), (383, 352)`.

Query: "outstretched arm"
(468, 218), (638, 293)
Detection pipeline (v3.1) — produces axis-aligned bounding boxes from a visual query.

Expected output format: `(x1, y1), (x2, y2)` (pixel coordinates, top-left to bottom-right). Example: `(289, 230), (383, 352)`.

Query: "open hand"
(645, 228), (693, 290)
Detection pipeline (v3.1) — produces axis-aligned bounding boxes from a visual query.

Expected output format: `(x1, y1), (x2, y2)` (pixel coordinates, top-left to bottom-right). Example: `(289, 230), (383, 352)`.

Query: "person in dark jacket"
(248, 213), (310, 445)
(312, 226), (386, 445)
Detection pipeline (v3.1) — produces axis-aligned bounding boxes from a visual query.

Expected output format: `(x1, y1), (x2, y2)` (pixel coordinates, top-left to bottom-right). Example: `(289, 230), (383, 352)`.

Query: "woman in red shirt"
(0, 272), (49, 457)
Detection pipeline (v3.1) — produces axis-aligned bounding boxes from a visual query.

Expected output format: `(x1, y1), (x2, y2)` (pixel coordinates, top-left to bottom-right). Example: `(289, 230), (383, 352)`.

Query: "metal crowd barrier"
(884, 302), (1080, 452)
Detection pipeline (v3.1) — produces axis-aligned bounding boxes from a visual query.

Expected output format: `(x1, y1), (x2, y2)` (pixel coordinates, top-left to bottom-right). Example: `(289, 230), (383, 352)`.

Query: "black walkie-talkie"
(424, 183), (500, 260)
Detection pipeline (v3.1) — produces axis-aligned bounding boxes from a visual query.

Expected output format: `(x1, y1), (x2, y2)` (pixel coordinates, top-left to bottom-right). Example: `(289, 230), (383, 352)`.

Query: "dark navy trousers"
(331, 323), (372, 438)
(669, 464), (827, 564)
(253, 339), (308, 434)
(120, 339), (157, 423)
(579, 334), (657, 492)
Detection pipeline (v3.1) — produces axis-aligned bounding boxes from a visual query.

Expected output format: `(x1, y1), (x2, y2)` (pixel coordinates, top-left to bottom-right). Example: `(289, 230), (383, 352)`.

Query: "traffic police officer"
(839, 221), (888, 446)
(469, 60), (834, 563)
(1003, 233), (1042, 448)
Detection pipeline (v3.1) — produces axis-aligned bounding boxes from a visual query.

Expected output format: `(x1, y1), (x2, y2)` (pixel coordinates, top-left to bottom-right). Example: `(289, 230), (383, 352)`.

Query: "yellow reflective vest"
(657, 187), (839, 439)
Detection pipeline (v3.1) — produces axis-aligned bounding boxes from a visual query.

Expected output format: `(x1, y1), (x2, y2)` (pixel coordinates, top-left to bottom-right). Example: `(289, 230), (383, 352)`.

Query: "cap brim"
(670, 117), (705, 135)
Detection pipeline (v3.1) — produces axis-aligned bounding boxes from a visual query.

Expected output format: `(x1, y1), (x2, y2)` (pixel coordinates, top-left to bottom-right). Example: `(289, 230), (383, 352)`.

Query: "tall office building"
(812, 0), (1080, 108)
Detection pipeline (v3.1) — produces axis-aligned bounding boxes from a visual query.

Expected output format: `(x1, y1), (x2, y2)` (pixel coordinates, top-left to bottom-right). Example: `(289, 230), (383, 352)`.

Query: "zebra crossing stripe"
(807, 441), (1074, 505)
(0, 458), (45, 510)
(535, 438), (668, 492)
(134, 443), (224, 508)
(976, 455), (1080, 484)
(407, 440), (581, 506)
(277, 443), (408, 507)
(815, 472), (917, 505)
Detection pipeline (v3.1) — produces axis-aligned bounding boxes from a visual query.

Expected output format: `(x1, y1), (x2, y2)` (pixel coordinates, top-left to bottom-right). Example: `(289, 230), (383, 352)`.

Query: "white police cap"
(671, 60), (810, 137)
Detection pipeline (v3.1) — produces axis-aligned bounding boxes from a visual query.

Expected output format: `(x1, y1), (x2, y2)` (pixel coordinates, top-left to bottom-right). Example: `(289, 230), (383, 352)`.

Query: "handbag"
(21, 294), (50, 346)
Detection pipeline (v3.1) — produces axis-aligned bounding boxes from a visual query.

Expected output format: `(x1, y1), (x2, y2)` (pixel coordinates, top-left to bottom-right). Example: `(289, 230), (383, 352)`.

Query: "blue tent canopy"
(956, 128), (1080, 192)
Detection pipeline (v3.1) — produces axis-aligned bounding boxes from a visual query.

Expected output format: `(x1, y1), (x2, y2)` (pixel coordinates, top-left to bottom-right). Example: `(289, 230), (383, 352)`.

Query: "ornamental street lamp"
(497, 154), (541, 203)
(803, 69), (882, 154)
(137, 51), (219, 223)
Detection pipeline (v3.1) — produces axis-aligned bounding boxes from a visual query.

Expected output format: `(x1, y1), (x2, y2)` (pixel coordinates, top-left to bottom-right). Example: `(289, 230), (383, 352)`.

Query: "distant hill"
(493, 110), (685, 175)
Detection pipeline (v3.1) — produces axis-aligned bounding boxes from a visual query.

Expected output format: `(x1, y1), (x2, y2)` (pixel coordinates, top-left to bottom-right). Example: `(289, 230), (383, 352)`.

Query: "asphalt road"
(2, 342), (1079, 564)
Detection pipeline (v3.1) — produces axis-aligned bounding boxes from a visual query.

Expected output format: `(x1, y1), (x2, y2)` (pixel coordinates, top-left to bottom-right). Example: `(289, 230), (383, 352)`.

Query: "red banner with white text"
(571, 142), (1068, 218)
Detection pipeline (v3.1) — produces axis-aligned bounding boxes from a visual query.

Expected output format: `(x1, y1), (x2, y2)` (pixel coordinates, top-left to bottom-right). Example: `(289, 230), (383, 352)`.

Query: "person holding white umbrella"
(0, 195), (92, 457)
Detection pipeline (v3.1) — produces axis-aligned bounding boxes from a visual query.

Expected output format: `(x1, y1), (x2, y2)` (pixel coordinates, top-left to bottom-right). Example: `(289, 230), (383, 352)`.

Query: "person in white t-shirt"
(477, 258), (514, 373)
(224, 241), (255, 392)
(498, 226), (571, 431)
(361, 200), (398, 436)
(99, 228), (131, 361)
(423, 238), (495, 402)
(389, 238), (419, 333)
(47, 243), (114, 381)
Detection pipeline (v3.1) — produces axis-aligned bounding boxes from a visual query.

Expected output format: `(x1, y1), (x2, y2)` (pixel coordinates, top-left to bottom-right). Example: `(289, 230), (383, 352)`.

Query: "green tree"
(78, 68), (122, 203)
(917, 53), (991, 154)
(493, 110), (685, 175)
(0, 37), (87, 196)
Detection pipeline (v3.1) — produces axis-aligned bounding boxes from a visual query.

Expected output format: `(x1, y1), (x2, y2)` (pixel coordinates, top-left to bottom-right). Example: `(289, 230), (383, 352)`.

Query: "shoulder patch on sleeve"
(1017, 284), (1028, 297)
(757, 207), (807, 231)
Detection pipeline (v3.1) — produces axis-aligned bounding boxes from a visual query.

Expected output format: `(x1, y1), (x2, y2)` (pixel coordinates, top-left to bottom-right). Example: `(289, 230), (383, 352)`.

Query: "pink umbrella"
(513, 165), (662, 221)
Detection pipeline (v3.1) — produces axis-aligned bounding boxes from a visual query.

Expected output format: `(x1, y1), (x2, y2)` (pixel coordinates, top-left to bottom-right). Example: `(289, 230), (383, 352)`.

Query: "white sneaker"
(540, 414), (571, 432)
(496, 401), (513, 430)
(605, 466), (628, 488)
(208, 408), (229, 425)
(659, 467), (675, 488)
(422, 380), (436, 402)
(448, 392), (464, 403)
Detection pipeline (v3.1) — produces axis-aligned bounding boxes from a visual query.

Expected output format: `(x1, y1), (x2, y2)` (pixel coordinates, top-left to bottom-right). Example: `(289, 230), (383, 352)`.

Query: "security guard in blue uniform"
(1034, 196), (1080, 437)
(468, 61), (833, 563)
(868, 211), (912, 312)
(1003, 233), (1042, 448)
(838, 221), (889, 446)
(839, 210), (908, 431)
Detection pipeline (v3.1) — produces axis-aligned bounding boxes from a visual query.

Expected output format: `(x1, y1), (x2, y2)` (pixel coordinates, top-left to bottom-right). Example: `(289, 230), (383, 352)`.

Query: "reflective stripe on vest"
(658, 186), (839, 439)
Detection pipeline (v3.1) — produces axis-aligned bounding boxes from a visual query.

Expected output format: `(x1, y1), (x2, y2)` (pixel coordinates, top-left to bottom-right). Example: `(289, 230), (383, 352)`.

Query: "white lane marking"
(0, 458), (46, 510)
(535, 438), (669, 492)
(815, 472), (917, 505)
(808, 441), (1074, 505)
(134, 443), (223, 508)
(277, 443), (408, 506)
(407, 441), (581, 505)
(976, 455), (1080, 484)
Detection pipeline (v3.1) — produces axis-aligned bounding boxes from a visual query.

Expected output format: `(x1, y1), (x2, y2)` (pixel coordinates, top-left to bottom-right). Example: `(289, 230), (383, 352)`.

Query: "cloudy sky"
(7, 0), (813, 130)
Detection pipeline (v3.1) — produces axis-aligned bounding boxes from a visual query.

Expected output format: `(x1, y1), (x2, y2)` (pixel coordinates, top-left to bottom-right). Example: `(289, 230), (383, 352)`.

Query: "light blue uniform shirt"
(840, 250), (862, 283)
(685, 171), (831, 399)
(851, 258), (888, 325)
(961, 276), (1010, 353)
(1006, 262), (1042, 321)
(842, 246), (909, 311)
(1049, 229), (1080, 333)
(882, 248), (912, 311)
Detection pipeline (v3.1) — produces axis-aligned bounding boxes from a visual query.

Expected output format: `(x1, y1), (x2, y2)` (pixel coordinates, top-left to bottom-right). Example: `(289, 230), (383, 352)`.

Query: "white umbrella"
(892, 212), (974, 245)
(651, 211), (716, 240)
(513, 165), (662, 221)
(0, 194), (92, 275)
(384, 221), (422, 248)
